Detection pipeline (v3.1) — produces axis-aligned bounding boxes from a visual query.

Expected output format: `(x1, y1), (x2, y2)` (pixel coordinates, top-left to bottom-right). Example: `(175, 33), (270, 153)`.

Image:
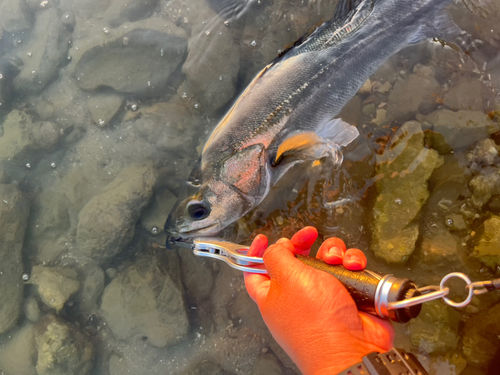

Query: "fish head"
(165, 144), (269, 238)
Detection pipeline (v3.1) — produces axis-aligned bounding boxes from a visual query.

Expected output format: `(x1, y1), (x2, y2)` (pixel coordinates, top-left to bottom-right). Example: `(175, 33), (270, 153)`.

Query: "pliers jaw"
(166, 236), (268, 274)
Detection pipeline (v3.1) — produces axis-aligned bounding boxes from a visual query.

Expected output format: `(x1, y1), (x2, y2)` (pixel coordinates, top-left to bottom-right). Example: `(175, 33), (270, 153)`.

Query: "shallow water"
(0, 0), (499, 374)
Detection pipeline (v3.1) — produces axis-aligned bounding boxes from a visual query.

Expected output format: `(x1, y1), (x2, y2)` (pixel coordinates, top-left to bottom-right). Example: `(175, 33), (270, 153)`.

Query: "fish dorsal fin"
(270, 0), (374, 66)
(273, 132), (323, 167)
(220, 144), (266, 195)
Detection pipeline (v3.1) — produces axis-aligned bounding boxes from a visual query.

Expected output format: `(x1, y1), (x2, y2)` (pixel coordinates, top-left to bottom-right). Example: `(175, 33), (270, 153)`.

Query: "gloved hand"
(244, 227), (394, 375)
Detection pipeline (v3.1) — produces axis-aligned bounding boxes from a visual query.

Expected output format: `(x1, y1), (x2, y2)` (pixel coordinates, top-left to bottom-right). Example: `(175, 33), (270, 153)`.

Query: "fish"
(165, 0), (460, 238)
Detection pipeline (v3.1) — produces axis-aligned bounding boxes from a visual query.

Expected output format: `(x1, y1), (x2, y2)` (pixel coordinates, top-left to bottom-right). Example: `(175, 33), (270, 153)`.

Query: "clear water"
(0, 0), (499, 374)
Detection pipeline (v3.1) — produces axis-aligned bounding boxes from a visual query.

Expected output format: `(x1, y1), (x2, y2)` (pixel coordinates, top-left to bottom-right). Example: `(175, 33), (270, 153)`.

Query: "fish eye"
(187, 202), (210, 221)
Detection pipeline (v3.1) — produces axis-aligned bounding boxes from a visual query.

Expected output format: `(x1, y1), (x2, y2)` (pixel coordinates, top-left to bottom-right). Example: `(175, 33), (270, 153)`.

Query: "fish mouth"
(178, 221), (221, 237)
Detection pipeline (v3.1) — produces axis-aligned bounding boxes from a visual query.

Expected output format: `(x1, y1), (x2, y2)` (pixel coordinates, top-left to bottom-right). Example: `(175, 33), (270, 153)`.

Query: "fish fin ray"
(408, 9), (464, 45)
(272, 132), (343, 169)
(317, 118), (360, 147)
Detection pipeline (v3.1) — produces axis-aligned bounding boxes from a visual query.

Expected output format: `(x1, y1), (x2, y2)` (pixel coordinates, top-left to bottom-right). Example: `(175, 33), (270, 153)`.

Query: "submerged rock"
(0, 0), (30, 32)
(443, 77), (485, 112)
(76, 263), (105, 314)
(100, 256), (188, 348)
(181, 14), (240, 113)
(86, 93), (124, 127)
(28, 191), (71, 263)
(178, 249), (214, 301)
(0, 109), (60, 161)
(409, 300), (460, 354)
(469, 167), (500, 208)
(30, 266), (80, 312)
(71, 18), (187, 96)
(13, 8), (71, 96)
(252, 354), (283, 375)
(471, 215), (500, 269)
(371, 121), (443, 263)
(417, 110), (500, 151)
(76, 162), (156, 263)
(387, 64), (442, 119)
(0, 184), (29, 334)
(462, 301), (500, 369)
(0, 324), (37, 375)
(102, 0), (159, 27)
(35, 315), (93, 375)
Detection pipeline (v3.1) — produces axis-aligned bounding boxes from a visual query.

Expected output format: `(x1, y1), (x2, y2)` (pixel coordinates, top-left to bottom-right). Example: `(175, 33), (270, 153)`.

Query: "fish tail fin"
(408, 8), (464, 45)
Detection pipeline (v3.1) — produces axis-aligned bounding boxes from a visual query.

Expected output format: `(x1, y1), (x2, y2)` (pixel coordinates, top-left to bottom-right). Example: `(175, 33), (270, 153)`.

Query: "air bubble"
(27, 52), (32, 57)
(98, 119), (106, 127)
(151, 226), (159, 235)
(40, 0), (48, 8)
(205, 31), (210, 36)
(219, 75), (223, 81)
(394, 198), (402, 205)
(181, 92), (187, 100)
(224, 20), (229, 26)
(446, 218), (453, 226)
(21, 273), (30, 282)
(50, 162), (56, 168)
(0, 74), (3, 80)
(250, 40), (257, 47)
(103, 28), (110, 35)
(130, 103), (139, 112)
(194, 103), (200, 109)
(26, 163), (31, 169)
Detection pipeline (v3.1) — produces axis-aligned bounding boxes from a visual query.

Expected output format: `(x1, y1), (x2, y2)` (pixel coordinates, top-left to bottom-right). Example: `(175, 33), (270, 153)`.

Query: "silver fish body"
(165, 0), (456, 238)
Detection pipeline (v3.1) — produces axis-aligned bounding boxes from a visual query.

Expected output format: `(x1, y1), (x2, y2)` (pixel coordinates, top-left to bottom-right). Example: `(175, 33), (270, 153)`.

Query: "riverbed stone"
(417, 110), (500, 151)
(102, 0), (159, 27)
(409, 300), (460, 354)
(30, 266), (80, 312)
(252, 354), (282, 375)
(443, 77), (485, 111)
(71, 18), (187, 96)
(181, 11), (240, 114)
(13, 8), (71, 96)
(0, 110), (60, 161)
(387, 65), (442, 119)
(76, 263), (105, 314)
(86, 93), (124, 127)
(471, 215), (500, 269)
(0, 324), (37, 375)
(100, 256), (189, 348)
(0, 184), (29, 334)
(35, 315), (93, 375)
(462, 301), (500, 368)
(76, 162), (156, 263)
(371, 121), (443, 263)
(0, 0), (30, 33)
(469, 167), (500, 208)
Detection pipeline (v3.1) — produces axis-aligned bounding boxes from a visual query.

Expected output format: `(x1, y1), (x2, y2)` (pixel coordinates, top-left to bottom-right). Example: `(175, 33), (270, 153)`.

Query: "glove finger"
(248, 234), (268, 257)
(343, 249), (367, 271)
(290, 226), (318, 255)
(358, 312), (394, 351)
(317, 237), (346, 265)
(263, 239), (307, 282)
(244, 272), (270, 307)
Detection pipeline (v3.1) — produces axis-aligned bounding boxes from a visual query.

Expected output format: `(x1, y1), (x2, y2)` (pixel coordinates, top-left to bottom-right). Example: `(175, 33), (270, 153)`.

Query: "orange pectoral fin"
(273, 132), (323, 166)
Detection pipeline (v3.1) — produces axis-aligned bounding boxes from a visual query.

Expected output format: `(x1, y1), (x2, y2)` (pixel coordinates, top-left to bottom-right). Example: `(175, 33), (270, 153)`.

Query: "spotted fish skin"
(165, 0), (456, 238)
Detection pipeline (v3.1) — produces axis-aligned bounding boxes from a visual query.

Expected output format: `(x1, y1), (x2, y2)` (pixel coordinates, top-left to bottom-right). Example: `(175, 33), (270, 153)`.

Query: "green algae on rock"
(471, 215), (500, 269)
(462, 301), (500, 369)
(371, 121), (444, 263)
(30, 266), (80, 312)
(0, 184), (29, 334)
(35, 315), (93, 375)
(409, 300), (460, 354)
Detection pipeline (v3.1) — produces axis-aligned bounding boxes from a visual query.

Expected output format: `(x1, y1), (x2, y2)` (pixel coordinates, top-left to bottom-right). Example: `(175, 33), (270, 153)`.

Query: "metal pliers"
(168, 237), (268, 273)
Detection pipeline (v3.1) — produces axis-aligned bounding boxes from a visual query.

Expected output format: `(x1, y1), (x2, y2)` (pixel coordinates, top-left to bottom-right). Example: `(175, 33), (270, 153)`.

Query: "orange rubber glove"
(244, 226), (394, 375)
